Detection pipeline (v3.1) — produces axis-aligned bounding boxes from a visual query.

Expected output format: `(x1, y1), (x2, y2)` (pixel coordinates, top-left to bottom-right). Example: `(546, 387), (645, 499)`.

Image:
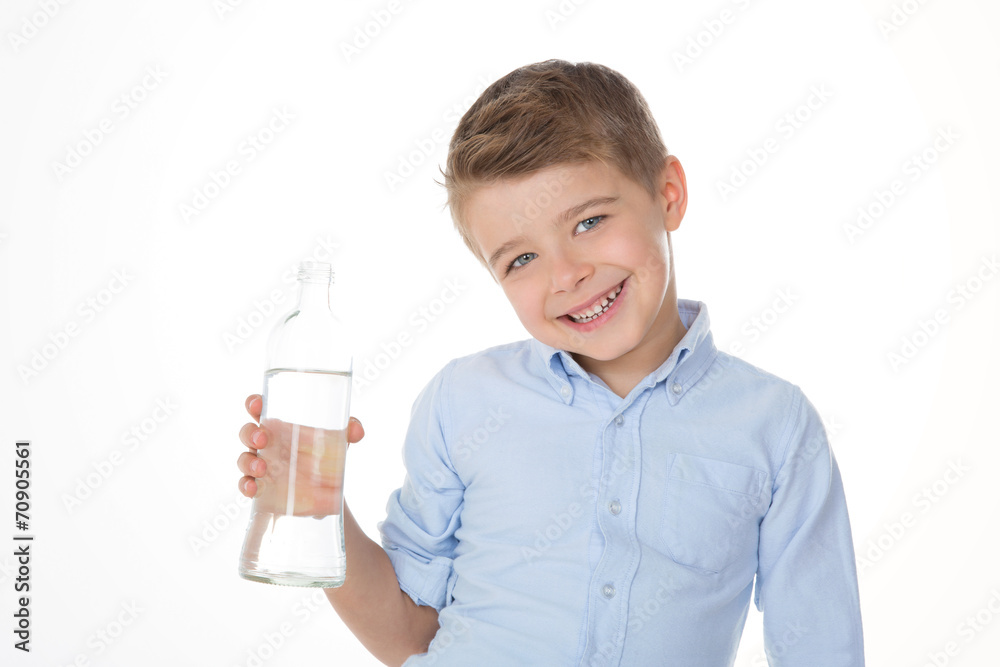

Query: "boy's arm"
(329, 359), (465, 665)
(378, 357), (465, 606)
(754, 390), (865, 666)
(324, 502), (440, 667)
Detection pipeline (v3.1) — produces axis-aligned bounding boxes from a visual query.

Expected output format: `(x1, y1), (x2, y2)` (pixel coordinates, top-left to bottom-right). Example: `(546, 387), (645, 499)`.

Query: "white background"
(1, 0), (998, 665)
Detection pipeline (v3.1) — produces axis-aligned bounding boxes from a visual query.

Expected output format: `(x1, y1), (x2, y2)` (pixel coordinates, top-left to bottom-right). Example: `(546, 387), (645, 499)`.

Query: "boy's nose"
(548, 250), (593, 293)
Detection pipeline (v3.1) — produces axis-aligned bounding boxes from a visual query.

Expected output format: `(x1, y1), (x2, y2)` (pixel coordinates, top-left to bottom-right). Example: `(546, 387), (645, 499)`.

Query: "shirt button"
(614, 414), (624, 426)
(560, 385), (571, 398)
(608, 500), (621, 515)
(671, 382), (682, 395)
(602, 584), (616, 599)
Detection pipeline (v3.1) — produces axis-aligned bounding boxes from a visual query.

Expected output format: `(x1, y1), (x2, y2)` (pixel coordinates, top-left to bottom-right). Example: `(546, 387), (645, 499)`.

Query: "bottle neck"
(297, 280), (331, 312)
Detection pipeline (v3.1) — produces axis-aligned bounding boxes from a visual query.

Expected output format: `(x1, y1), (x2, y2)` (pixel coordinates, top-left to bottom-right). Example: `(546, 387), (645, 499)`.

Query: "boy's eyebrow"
(487, 195), (620, 269)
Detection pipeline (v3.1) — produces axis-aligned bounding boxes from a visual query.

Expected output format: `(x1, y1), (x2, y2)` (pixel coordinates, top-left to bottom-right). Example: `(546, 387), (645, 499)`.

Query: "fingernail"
(252, 431), (262, 446)
(251, 460), (261, 474)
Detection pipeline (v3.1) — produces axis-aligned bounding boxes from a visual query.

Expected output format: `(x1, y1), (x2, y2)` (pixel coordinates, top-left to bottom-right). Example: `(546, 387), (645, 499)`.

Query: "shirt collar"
(529, 298), (719, 405)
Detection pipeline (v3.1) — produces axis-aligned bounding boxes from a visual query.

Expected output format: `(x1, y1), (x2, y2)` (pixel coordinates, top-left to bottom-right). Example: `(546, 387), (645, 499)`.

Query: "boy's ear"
(658, 155), (687, 233)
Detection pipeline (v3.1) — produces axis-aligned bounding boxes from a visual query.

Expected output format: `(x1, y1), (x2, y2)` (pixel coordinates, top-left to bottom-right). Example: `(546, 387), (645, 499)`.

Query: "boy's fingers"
(245, 394), (262, 422)
(239, 422), (267, 449)
(347, 416), (365, 445)
(237, 451), (265, 477)
(239, 476), (257, 498)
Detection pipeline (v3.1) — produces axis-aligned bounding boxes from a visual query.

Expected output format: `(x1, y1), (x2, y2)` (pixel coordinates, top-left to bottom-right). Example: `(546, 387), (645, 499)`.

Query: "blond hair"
(442, 59), (668, 267)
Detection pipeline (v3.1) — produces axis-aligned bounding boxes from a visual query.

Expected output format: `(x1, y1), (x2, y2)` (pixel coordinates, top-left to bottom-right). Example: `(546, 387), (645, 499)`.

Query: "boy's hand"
(237, 394), (365, 505)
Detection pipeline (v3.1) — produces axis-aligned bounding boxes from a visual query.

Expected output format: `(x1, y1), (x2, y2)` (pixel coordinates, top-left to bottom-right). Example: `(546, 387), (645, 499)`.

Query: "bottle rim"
(297, 260), (334, 283)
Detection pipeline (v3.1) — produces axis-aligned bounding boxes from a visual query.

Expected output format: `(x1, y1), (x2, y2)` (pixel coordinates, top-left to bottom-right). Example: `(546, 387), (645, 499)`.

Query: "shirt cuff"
(381, 535), (457, 611)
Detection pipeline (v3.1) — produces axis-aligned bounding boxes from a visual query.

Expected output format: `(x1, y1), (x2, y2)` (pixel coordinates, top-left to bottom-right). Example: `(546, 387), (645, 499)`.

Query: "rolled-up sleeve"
(754, 388), (865, 665)
(378, 359), (465, 611)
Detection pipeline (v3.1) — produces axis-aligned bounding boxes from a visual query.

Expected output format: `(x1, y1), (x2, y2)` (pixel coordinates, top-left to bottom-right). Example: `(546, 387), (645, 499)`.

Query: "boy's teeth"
(568, 282), (623, 322)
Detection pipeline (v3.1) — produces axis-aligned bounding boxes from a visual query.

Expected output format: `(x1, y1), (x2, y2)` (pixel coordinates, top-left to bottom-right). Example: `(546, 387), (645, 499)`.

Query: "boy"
(237, 60), (864, 665)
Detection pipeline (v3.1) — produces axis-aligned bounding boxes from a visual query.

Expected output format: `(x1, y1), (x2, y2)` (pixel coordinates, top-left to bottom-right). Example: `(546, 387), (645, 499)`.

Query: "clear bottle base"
(239, 568), (345, 588)
(239, 510), (346, 589)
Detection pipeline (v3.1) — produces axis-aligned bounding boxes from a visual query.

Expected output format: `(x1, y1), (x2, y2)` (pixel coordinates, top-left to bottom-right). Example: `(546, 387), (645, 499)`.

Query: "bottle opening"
(297, 261), (333, 284)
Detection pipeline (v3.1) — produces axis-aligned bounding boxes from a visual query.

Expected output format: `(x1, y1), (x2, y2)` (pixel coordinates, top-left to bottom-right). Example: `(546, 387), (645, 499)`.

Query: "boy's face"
(464, 158), (687, 374)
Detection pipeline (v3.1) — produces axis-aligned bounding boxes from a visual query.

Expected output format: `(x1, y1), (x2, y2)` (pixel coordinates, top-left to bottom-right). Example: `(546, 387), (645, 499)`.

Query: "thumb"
(347, 416), (365, 445)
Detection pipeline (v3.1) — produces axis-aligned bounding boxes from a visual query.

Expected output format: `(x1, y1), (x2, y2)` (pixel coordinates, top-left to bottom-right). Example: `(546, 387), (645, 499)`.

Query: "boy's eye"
(503, 217), (605, 275)
(507, 252), (537, 272)
(574, 216), (604, 233)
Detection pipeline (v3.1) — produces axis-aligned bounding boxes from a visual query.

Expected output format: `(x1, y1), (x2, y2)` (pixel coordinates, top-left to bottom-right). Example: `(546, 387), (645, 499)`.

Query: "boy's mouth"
(564, 280), (625, 324)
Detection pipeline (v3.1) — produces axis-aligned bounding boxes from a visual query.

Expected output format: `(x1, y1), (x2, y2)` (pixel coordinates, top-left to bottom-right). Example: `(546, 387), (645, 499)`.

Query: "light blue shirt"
(379, 298), (864, 665)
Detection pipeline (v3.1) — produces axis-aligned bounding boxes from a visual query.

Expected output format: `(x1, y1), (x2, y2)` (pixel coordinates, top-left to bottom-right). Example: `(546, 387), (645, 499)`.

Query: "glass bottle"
(239, 260), (353, 587)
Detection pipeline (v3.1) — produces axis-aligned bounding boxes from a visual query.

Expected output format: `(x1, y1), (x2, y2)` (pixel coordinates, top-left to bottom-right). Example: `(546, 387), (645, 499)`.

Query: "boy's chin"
(548, 332), (632, 362)
(568, 344), (629, 364)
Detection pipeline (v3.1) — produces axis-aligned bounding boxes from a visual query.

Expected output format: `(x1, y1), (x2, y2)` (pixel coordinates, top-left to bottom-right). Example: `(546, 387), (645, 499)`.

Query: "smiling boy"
(238, 60), (864, 665)
(463, 158), (689, 399)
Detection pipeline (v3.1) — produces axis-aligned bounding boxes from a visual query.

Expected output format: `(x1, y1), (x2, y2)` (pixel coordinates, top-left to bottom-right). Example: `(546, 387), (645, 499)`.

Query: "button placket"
(588, 405), (632, 655)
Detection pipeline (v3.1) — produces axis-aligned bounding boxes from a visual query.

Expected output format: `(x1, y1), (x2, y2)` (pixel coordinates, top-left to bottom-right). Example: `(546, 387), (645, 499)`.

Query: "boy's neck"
(571, 288), (687, 400)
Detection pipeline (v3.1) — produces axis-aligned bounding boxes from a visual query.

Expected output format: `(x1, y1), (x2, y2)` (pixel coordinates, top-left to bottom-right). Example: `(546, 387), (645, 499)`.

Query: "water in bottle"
(239, 261), (353, 587)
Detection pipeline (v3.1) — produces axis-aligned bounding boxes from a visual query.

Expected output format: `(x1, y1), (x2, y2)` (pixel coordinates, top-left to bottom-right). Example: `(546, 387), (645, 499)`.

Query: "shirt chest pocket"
(659, 453), (767, 574)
